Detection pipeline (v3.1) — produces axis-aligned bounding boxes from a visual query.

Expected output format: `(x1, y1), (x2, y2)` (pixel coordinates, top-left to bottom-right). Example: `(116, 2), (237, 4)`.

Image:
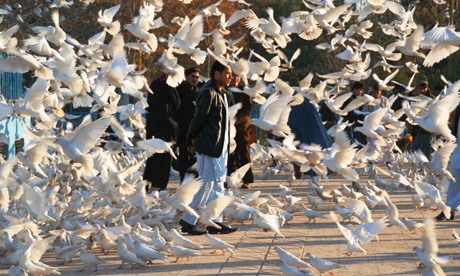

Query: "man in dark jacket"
(143, 74), (181, 192)
(343, 81), (365, 144)
(175, 67), (201, 181)
(227, 72), (254, 189)
(179, 61), (238, 235)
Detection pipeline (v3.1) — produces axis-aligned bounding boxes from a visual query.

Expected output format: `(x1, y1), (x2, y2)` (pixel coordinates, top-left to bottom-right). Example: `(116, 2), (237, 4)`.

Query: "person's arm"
(170, 87), (181, 111)
(186, 88), (212, 147)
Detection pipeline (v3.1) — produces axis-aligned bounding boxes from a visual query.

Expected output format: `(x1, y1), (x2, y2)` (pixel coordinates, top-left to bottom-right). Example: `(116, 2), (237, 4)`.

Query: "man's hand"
(187, 139), (196, 153)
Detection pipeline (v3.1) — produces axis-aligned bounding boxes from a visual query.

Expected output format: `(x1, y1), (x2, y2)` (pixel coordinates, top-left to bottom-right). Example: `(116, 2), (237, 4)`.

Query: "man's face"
(413, 86), (427, 96)
(230, 73), (241, 88)
(215, 67), (232, 88)
(185, 72), (200, 86)
(353, 88), (364, 96)
(373, 89), (382, 98)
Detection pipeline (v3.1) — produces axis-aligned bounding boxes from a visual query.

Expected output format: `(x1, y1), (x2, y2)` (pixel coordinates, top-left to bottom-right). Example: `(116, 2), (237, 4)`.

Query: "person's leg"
(143, 155), (155, 192)
(447, 168), (460, 211)
(178, 145), (187, 182)
(241, 141), (254, 184)
(181, 180), (215, 224)
(149, 152), (171, 190)
(419, 133), (433, 158)
(181, 154), (214, 225)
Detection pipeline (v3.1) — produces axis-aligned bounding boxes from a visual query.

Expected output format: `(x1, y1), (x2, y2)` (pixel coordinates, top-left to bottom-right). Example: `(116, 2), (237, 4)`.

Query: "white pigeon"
(280, 260), (314, 276)
(18, 243), (60, 276)
(137, 137), (177, 159)
(300, 204), (327, 223)
(249, 207), (285, 237)
(330, 211), (367, 256)
(55, 116), (110, 176)
(55, 245), (80, 264)
(395, 25), (426, 58)
(250, 93), (292, 138)
(274, 246), (311, 269)
(324, 92), (351, 116)
(134, 239), (167, 264)
(0, 157), (16, 211)
(97, 4), (121, 35)
(372, 69), (400, 90)
(226, 163), (252, 190)
(323, 143), (359, 181)
(414, 181), (451, 219)
(343, 197), (373, 223)
(279, 184), (293, 197)
(174, 16), (207, 64)
(17, 143), (51, 178)
(305, 252), (345, 275)
(79, 249), (104, 272)
(347, 217), (389, 243)
(199, 195), (234, 229)
(124, 12), (158, 52)
(246, 8), (288, 48)
(413, 218), (450, 274)
(354, 107), (388, 143)
(14, 78), (52, 124)
(412, 92), (460, 141)
(22, 184), (54, 221)
(171, 229), (203, 250)
(163, 174), (203, 218)
(152, 227), (168, 252)
(402, 217), (424, 232)
(381, 191), (408, 230)
(206, 234), (235, 254)
(166, 242), (202, 262)
(116, 238), (145, 269)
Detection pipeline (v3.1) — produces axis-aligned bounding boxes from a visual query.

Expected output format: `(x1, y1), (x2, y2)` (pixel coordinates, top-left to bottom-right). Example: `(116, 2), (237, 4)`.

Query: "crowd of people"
(143, 60), (459, 235)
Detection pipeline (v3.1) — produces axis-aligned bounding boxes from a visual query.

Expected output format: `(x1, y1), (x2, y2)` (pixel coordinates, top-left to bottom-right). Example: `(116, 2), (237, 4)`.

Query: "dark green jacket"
(186, 79), (228, 158)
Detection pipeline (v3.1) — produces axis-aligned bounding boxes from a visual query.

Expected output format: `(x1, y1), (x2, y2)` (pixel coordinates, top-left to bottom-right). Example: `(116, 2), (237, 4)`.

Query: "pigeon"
(402, 217), (424, 232)
(116, 238), (145, 269)
(97, 4), (121, 35)
(413, 218), (450, 274)
(249, 207), (285, 237)
(134, 239), (167, 264)
(274, 246), (311, 269)
(206, 234), (235, 254)
(171, 229), (203, 250)
(163, 174), (203, 218)
(280, 260), (314, 276)
(79, 249), (104, 272)
(382, 191), (408, 230)
(330, 211), (367, 256)
(199, 195), (233, 230)
(306, 252), (345, 275)
(166, 243), (202, 262)
(300, 204), (327, 223)
(226, 163), (252, 190)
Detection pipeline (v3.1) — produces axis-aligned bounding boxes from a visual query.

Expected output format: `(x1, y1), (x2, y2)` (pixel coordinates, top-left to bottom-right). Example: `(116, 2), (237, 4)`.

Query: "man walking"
(179, 61), (238, 235)
(175, 67), (201, 181)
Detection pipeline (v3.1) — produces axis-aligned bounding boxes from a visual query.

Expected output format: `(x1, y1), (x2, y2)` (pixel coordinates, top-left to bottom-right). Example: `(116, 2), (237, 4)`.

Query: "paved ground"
(2, 169), (459, 275)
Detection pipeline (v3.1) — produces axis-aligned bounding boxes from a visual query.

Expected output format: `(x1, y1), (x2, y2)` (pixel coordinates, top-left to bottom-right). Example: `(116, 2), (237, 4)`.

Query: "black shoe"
(241, 183), (250, 189)
(179, 219), (206, 235)
(435, 211), (455, 221)
(206, 222), (238, 234)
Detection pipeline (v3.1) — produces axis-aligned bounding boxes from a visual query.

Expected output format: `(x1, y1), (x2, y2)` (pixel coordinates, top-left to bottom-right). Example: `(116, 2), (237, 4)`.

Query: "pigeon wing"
(71, 116), (111, 154)
(175, 174), (203, 205)
(203, 195), (233, 221)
